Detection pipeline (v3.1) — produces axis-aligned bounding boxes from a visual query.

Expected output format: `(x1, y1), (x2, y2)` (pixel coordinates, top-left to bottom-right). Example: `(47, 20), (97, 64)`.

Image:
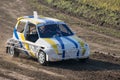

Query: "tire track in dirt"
(0, 77), (11, 80)
(5, 53), (120, 80)
(3, 56), (80, 80)
(0, 68), (35, 80)
(6, 59), (66, 78)
(0, 58), (65, 80)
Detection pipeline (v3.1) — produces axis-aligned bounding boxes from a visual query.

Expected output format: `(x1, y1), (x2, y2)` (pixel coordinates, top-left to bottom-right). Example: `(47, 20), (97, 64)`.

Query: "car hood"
(36, 36), (86, 54)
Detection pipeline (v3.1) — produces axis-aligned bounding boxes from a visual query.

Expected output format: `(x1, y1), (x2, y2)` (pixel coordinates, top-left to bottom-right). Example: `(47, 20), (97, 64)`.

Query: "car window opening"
(38, 24), (73, 38)
(26, 23), (39, 42)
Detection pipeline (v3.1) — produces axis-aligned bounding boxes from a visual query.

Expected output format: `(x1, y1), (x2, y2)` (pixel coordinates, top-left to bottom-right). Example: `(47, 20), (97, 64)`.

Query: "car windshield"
(38, 24), (73, 38)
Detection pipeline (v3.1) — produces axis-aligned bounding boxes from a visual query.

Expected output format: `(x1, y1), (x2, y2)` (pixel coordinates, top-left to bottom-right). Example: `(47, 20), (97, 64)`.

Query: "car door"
(23, 22), (39, 57)
(15, 20), (28, 47)
(16, 21), (38, 57)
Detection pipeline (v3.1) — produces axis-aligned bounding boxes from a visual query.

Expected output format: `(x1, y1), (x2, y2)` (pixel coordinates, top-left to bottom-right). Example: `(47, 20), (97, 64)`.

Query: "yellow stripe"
(20, 33), (35, 57)
(72, 36), (84, 47)
(20, 33), (29, 49)
(16, 21), (20, 25)
(73, 36), (86, 55)
(43, 38), (59, 54)
(27, 18), (40, 25)
(20, 33), (25, 41)
(30, 52), (35, 57)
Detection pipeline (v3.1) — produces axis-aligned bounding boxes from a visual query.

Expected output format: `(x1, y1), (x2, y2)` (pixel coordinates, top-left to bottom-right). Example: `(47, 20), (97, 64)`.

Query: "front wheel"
(38, 51), (47, 66)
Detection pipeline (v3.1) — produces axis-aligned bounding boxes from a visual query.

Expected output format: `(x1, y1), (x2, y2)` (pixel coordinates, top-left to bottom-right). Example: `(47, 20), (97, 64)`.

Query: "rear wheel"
(9, 46), (19, 57)
(6, 47), (9, 53)
(38, 51), (47, 66)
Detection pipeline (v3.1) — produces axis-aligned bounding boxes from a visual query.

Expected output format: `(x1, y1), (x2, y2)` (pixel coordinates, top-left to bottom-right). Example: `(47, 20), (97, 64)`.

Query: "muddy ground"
(0, 0), (120, 80)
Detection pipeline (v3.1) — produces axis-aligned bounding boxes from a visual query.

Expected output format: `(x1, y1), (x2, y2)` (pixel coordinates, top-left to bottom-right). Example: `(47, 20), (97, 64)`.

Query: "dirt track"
(0, 0), (120, 80)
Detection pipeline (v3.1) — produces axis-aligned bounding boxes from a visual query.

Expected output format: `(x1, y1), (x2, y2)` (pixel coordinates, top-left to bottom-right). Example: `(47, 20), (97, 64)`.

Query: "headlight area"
(84, 43), (90, 55)
(81, 43), (89, 56)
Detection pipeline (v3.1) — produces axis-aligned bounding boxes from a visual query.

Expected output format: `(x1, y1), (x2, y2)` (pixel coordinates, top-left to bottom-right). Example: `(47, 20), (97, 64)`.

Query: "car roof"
(18, 16), (64, 25)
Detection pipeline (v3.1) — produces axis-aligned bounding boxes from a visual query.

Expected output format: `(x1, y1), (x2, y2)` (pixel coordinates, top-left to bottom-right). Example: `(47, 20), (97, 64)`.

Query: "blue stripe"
(64, 37), (79, 57)
(14, 28), (30, 56)
(28, 15), (34, 18)
(64, 37), (78, 48)
(55, 37), (65, 58)
(14, 28), (19, 39)
(24, 51), (29, 56)
(14, 28), (23, 48)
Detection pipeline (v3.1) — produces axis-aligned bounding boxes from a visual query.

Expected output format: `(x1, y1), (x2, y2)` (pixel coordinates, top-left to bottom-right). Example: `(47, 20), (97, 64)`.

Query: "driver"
(29, 24), (37, 34)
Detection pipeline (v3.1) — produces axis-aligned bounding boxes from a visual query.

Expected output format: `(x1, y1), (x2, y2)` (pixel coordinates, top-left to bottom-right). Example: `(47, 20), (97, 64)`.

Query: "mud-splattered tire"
(38, 51), (47, 66)
(9, 46), (19, 57)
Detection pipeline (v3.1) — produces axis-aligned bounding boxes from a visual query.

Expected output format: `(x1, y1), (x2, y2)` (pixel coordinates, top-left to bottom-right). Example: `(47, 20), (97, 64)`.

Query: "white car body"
(6, 12), (90, 63)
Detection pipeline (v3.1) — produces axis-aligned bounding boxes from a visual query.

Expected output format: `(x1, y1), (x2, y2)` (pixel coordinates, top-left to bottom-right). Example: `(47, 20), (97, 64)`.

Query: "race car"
(6, 11), (90, 65)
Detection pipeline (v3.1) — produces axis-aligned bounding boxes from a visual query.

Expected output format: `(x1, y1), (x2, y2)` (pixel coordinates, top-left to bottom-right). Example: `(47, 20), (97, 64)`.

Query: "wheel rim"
(9, 47), (14, 56)
(38, 52), (45, 64)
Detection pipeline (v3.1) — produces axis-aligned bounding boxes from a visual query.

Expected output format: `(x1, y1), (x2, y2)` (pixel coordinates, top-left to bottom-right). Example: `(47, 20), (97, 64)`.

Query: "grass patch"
(28, 0), (120, 38)
(79, 0), (120, 11)
(40, 0), (120, 30)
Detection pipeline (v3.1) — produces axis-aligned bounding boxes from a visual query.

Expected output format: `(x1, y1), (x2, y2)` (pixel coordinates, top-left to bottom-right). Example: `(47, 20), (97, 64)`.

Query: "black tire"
(9, 46), (19, 57)
(38, 51), (47, 66)
(79, 57), (89, 63)
(6, 47), (9, 53)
